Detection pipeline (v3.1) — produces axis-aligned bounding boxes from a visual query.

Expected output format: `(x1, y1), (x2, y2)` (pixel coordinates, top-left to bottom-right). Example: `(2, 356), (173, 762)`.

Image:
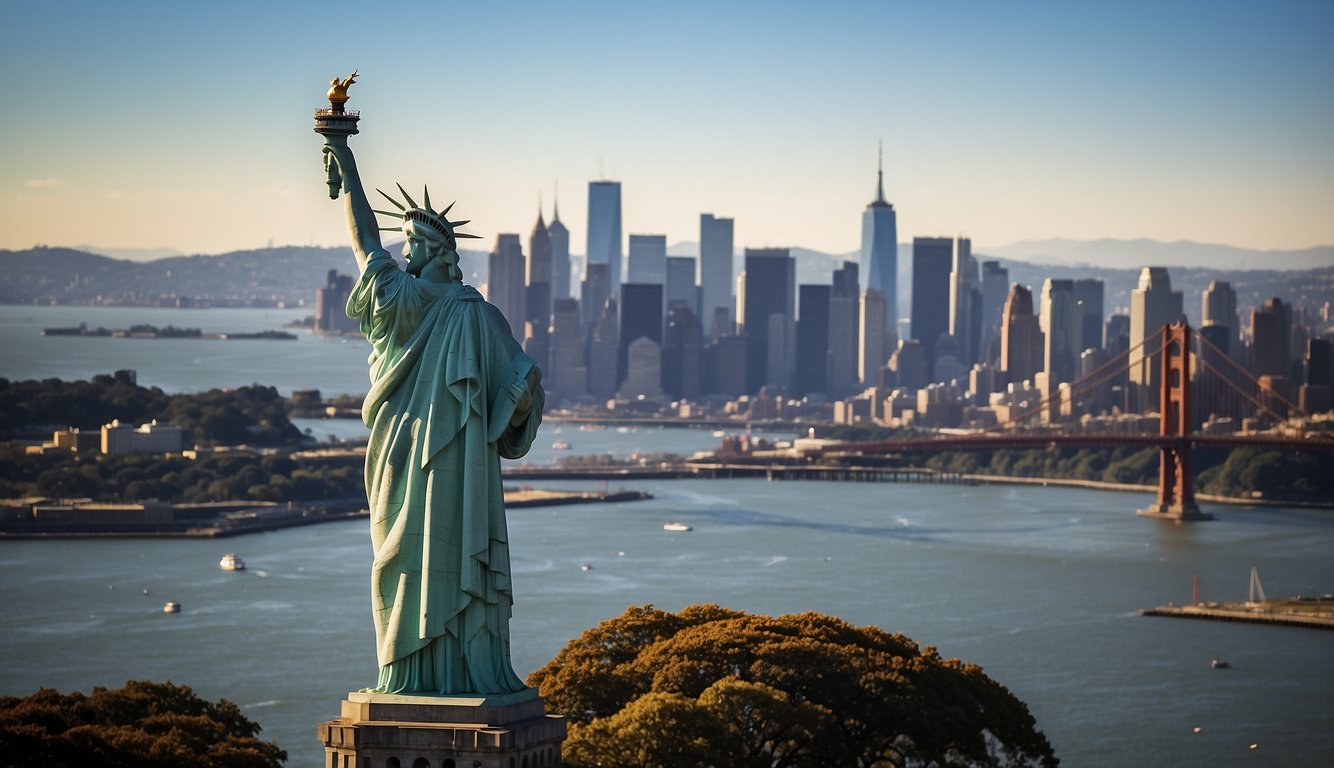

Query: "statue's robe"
(348, 250), (542, 695)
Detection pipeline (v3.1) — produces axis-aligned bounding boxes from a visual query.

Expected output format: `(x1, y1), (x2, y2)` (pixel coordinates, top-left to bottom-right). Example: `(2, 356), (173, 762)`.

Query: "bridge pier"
(1138, 323), (1212, 521)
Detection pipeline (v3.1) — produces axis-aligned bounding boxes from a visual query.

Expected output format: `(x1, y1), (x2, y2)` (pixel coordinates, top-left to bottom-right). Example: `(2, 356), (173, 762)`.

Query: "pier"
(1139, 600), (1334, 631)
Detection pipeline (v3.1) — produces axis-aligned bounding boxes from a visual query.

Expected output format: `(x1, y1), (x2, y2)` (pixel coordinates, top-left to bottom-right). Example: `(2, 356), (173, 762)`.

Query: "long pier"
(1139, 601), (1334, 630)
(501, 463), (968, 484)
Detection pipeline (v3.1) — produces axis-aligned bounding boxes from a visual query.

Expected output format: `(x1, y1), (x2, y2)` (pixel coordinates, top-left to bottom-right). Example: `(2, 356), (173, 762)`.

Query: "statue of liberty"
(319, 82), (543, 696)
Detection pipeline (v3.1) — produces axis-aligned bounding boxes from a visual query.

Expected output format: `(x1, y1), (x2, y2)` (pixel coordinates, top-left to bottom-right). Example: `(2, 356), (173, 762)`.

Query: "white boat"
(580, 563), (593, 572)
(663, 522), (693, 532)
(162, 601), (181, 613)
(219, 553), (246, 571)
(552, 441), (572, 450)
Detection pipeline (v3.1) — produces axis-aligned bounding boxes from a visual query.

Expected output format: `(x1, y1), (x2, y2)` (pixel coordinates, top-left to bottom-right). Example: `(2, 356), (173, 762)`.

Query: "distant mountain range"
(3, 241), (1330, 329)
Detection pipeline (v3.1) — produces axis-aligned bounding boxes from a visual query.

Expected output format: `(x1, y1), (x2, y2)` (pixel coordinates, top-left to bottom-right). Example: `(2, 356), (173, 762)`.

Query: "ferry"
(552, 441), (572, 450)
(663, 522), (693, 532)
(219, 553), (246, 571)
(162, 601), (181, 614)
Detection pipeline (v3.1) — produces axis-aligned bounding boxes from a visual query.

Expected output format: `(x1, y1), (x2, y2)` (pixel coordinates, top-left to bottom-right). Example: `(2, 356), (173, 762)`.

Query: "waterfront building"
(526, 207), (552, 328)
(980, 260), (1009, 365)
(101, 420), (183, 455)
(315, 270), (358, 334)
(586, 180), (623, 298)
(665, 256), (698, 319)
(1073, 278), (1104, 355)
(587, 297), (619, 399)
(739, 248), (796, 394)
(1001, 284), (1043, 385)
(619, 283), (664, 384)
(626, 234), (667, 285)
(1040, 278), (1078, 385)
(547, 298), (586, 399)
(912, 237), (953, 381)
(1128, 267), (1183, 405)
(860, 289), (887, 386)
(700, 213), (734, 339)
(796, 284), (831, 397)
(548, 195), (571, 302)
(859, 147), (897, 333)
(487, 233), (527, 331)
(948, 238), (980, 367)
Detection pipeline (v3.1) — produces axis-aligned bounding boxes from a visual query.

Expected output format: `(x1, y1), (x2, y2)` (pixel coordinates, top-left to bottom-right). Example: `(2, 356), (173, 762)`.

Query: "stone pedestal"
(318, 688), (566, 768)
(1137, 502), (1213, 522)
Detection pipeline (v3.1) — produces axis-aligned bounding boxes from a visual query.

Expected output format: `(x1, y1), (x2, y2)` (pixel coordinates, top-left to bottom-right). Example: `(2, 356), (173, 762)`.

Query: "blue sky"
(2, 0), (1331, 256)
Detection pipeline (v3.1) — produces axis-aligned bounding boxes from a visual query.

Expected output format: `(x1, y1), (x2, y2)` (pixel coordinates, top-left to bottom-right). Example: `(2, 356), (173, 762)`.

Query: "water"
(3, 306), (1333, 766)
(2, 481), (1330, 767)
(1, 305), (373, 396)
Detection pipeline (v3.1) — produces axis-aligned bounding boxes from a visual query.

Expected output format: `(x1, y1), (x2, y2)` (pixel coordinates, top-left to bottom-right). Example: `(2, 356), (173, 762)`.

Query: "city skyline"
(2, 1), (1332, 258)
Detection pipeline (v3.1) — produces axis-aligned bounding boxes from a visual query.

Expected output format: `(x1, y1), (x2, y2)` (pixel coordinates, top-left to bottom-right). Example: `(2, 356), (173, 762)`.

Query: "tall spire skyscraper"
(548, 187), (571, 302)
(859, 143), (897, 333)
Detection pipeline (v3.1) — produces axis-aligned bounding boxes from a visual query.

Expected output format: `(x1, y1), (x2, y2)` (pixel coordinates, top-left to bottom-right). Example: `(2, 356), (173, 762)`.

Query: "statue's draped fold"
(348, 250), (542, 695)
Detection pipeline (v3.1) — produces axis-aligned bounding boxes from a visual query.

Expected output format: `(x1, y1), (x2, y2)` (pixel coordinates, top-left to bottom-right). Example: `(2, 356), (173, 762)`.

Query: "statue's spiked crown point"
(373, 185), (478, 243)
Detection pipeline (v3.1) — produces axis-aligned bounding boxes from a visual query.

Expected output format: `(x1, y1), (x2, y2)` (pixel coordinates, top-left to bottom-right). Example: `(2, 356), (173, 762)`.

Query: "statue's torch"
(314, 71), (361, 199)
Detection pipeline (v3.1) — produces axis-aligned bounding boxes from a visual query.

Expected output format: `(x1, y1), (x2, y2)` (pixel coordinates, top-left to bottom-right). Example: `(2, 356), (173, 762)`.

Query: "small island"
(42, 323), (296, 340)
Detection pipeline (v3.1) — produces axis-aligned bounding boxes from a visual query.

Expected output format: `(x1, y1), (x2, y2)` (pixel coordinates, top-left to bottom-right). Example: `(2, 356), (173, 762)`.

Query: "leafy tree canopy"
(529, 605), (1058, 768)
(0, 680), (286, 767)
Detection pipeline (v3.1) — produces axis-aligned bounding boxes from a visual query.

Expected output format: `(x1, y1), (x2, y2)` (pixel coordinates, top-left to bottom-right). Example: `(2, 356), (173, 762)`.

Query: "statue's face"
(403, 229), (433, 276)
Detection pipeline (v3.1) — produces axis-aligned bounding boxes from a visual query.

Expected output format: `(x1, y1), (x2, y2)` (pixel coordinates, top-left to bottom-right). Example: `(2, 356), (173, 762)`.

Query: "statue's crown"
(372, 184), (480, 245)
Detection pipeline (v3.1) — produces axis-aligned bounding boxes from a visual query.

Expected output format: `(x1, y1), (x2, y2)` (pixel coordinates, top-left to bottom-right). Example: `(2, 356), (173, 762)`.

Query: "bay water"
(1, 305), (1332, 767)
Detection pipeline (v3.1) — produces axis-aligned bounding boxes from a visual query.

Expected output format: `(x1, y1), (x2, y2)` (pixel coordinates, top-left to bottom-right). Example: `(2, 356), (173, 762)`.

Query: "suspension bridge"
(812, 322), (1334, 521)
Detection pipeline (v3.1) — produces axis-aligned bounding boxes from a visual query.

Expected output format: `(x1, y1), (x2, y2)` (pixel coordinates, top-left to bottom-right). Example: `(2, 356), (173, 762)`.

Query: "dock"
(1139, 600), (1334, 631)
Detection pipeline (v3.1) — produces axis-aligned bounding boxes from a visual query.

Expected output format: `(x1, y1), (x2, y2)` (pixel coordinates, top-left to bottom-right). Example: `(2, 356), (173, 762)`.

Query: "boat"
(1211, 658), (1229, 669)
(219, 553), (246, 571)
(162, 601), (181, 613)
(663, 522), (692, 532)
(552, 441), (572, 450)
(580, 563), (593, 572)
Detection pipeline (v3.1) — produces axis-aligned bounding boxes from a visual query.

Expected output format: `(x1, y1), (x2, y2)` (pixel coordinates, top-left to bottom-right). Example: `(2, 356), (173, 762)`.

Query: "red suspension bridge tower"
(1138, 323), (1212, 521)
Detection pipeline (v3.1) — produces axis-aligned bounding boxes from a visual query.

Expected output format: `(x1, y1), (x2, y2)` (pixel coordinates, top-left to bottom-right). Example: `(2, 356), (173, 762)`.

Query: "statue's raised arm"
(314, 72), (379, 272)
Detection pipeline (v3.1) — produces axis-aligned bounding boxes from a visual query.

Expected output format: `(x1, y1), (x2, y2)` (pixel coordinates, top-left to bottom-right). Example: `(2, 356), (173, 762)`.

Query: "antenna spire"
(875, 140), (886, 204)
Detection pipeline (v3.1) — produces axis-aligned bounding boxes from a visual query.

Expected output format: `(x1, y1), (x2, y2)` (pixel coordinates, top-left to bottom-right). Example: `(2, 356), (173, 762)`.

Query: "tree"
(0, 680), (286, 767)
(530, 605), (1058, 768)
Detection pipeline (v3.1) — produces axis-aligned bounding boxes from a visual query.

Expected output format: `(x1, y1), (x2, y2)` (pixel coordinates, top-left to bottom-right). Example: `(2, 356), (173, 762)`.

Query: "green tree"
(0, 680), (286, 767)
(531, 605), (1058, 768)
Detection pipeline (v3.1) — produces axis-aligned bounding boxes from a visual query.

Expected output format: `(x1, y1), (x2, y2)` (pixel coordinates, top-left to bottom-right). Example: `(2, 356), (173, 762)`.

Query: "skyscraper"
(1128, 267), (1184, 403)
(548, 196), (571, 302)
(911, 237), (952, 381)
(1040, 278), (1078, 385)
(487, 233), (526, 330)
(739, 248), (795, 393)
(587, 297), (619, 399)
(828, 262), (860, 398)
(700, 213), (734, 339)
(626, 234), (667, 284)
(587, 180), (623, 297)
(618, 283), (664, 384)
(1001, 284), (1043, 386)
(1072, 278), (1104, 354)
(663, 304), (702, 400)
(859, 289), (887, 386)
(795, 284), (831, 397)
(526, 207), (552, 328)
(665, 256), (698, 317)
(1250, 297), (1291, 379)
(1202, 281), (1239, 342)
(979, 260), (1009, 365)
(547, 297), (586, 399)
(859, 147), (897, 333)
(949, 238), (980, 367)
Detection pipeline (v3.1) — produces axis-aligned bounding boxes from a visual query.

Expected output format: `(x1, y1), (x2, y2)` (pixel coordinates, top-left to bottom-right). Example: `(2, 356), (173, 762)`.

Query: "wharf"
(1139, 600), (1334, 630)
